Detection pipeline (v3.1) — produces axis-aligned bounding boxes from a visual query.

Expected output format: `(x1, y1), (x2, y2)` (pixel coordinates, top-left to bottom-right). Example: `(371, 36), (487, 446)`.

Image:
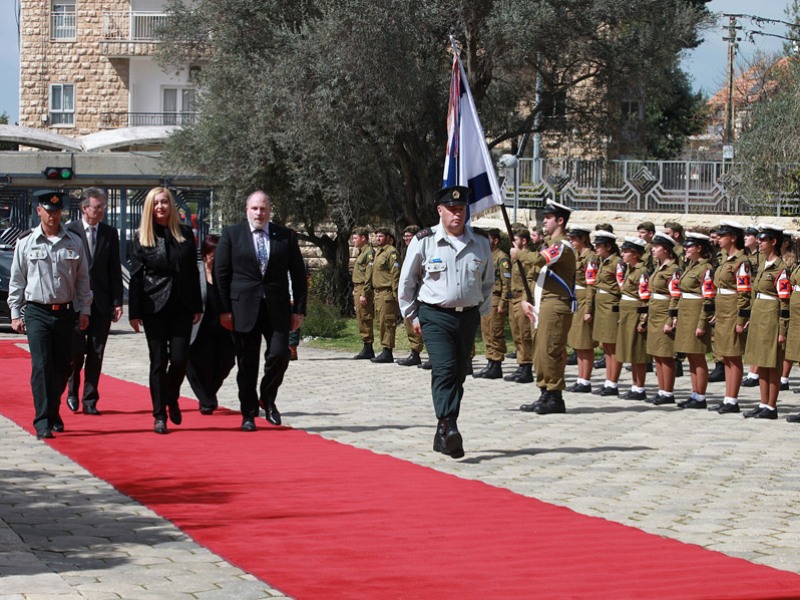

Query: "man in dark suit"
(67, 188), (124, 415)
(215, 190), (307, 431)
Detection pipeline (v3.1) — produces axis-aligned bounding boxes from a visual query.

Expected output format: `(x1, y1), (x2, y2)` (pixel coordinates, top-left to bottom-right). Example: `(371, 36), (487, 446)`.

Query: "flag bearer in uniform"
(743, 225), (790, 420)
(398, 186), (493, 458)
(397, 225), (425, 366)
(7, 191), (92, 439)
(708, 221), (751, 414)
(590, 231), (623, 396)
(566, 225), (596, 393)
(616, 237), (651, 400)
(351, 227), (375, 360)
(474, 228), (511, 379)
(517, 200), (576, 415)
(370, 227), (400, 363)
(646, 232), (681, 405)
(673, 232), (714, 409)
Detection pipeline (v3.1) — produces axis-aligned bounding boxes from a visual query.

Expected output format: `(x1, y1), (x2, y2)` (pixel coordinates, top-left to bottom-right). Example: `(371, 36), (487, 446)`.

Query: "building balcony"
(100, 11), (169, 56)
(100, 112), (198, 128)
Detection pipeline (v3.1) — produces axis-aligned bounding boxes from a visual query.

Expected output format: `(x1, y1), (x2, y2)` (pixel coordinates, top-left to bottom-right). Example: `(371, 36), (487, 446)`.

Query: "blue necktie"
(256, 230), (268, 275)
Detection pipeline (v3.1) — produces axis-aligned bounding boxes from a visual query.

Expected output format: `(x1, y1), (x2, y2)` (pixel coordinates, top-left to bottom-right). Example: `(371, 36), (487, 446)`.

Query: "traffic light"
(42, 167), (74, 180)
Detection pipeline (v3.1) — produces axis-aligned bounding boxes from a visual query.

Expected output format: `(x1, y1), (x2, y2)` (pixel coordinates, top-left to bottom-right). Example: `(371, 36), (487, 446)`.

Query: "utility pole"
(722, 15), (741, 169)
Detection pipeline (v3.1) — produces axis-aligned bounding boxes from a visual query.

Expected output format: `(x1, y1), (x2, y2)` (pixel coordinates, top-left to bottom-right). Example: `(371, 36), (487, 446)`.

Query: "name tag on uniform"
(28, 249), (47, 260)
(426, 258), (446, 273)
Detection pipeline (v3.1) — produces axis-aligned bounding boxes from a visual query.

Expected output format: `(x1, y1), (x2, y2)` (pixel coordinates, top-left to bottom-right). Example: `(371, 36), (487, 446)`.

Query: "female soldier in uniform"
(566, 226), (596, 393)
(616, 237), (650, 400)
(590, 231), (623, 396)
(647, 232), (681, 405)
(743, 225), (790, 420)
(779, 231), (800, 390)
(673, 233), (714, 409)
(741, 226), (762, 388)
(708, 221), (751, 414)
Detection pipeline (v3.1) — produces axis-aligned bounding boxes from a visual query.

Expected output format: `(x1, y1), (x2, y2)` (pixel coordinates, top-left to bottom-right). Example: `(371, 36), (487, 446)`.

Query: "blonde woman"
(129, 187), (202, 434)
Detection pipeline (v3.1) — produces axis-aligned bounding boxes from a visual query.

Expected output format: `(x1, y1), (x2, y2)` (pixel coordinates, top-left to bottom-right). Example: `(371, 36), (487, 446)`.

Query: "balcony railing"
(100, 112), (198, 128)
(51, 11), (76, 40)
(102, 11), (170, 42)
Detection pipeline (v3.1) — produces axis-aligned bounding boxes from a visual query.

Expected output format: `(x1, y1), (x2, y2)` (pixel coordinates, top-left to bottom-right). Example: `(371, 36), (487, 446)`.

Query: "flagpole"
(448, 36), (533, 305)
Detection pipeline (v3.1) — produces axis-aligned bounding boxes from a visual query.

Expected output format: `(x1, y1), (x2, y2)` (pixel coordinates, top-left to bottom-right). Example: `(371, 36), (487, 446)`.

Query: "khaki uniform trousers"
(480, 294), (507, 361)
(534, 299), (573, 391)
(510, 297), (533, 364)
(403, 317), (424, 353)
(353, 283), (374, 344)
(374, 288), (397, 349)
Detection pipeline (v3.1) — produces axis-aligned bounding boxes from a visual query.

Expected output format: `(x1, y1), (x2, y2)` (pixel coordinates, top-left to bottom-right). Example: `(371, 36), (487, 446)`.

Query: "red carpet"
(2, 339), (800, 599)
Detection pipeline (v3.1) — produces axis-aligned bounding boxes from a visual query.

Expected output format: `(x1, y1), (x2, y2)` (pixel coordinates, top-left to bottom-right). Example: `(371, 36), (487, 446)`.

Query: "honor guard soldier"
(398, 186), (494, 458)
(474, 228), (511, 379)
(565, 225), (596, 393)
(397, 225), (425, 366)
(637, 221), (656, 273)
(590, 230), (623, 396)
(505, 226), (535, 383)
(351, 227), (375, 359)
(664, 221), (685, 268)
(741, 225), (762, 388)
(7, 191), (93, 439)
(370, 227), (401, 363)
(518, 200), (577, 415)
(616, 237), (650, 400)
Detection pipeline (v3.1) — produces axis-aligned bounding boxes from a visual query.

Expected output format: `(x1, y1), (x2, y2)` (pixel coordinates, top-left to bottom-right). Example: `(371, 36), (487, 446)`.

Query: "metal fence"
(501, 158), (800, 216)
(102, 11), (170, 42)
(100, 112), (198, 128)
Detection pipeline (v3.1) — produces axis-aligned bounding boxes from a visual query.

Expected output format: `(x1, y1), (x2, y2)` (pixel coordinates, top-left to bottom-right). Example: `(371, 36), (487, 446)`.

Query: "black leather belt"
(29, 301), (73, 312)
(421, 302), (478, 314)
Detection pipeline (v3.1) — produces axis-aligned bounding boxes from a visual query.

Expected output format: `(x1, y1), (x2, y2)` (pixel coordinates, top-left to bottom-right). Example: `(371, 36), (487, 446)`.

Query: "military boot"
(370, 348), (394, 363)
(708, 362), (725, 383)
(473, 360), (503, 379)
(520, 388), (549, 412)
(534, 390), (567, 415)
(396, 350), (422, 366)
(504, 364), (524, 382)
(514, 363), (534, 383)
(353, 343), (375, 360)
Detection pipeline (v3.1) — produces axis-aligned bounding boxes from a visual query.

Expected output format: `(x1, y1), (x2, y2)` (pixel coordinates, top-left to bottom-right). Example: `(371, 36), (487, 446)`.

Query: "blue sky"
(0, 0), (790, 124)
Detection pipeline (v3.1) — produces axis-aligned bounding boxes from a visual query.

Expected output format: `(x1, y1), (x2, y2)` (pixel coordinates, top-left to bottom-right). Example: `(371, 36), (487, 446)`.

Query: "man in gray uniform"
(398, 186), (494, 459)
(8, 191), (92, 439)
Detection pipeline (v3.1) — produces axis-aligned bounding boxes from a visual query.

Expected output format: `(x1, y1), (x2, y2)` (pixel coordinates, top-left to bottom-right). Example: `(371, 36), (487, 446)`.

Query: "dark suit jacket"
(128, 224), (202, 320)
(215, 220), (307, 334)
(67, 219), (123, 318)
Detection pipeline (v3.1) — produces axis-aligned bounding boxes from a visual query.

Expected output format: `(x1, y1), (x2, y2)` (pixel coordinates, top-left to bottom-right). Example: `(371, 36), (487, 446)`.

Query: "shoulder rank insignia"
(416, 228), (434, 239)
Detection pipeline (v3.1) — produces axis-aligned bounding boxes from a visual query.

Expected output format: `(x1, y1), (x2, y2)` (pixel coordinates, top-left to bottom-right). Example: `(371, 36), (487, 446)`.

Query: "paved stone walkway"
(3, 320), (800, 598)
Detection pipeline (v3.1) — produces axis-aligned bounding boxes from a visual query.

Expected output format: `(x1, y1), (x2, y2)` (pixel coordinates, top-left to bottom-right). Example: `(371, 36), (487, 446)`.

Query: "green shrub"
(303, 298), (348, 338)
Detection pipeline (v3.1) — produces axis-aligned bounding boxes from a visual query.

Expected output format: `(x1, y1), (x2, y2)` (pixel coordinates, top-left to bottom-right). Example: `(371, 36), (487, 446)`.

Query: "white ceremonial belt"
(651, 293), (669, 301)
(620, 295), (639, 302)
(574, 284), (586, 290)
(795, 285), (800, 292)
(681, 292), (702, 300)
(718, 288), (737, 295)
(756, 293), (778, 301)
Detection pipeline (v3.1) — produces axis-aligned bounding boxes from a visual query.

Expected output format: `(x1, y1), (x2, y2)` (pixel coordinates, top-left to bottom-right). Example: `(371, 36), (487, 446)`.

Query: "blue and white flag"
(442, 51), (504, 217)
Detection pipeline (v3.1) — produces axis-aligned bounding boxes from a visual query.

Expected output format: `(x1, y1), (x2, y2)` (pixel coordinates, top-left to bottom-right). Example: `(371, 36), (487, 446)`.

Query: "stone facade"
(19, 0), (153, 137)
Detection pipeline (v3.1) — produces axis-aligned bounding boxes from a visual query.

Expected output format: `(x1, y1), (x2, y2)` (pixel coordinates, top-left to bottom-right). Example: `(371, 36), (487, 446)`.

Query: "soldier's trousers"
(481, 294), (507, 361)
(510, 298), (533, 364)
(374, 288), (397, 349)
(534, 299), (573, 391)
(353, 284), (374, 344)
(419, 303), (480, 419)
(404, 317), (424, 353)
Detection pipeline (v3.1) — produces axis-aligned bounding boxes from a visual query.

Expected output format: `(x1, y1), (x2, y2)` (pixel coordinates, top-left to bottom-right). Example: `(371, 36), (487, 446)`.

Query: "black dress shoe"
(266, 404), (282, 426)
(51, 422), (65, 432)
(741, 377), (760, 387)
(154, 420), (168, 434)
(418, 360), (432, 370)
(396, 351), (421, 366)
(199, 407), (215, 415)
(567, 382), (592, 393)
(353, 343), (375, 360)
(241, 419), (257, 432)
(442, 417), (464, 459)
(743, 406), (765, 418)
(754, 407), (778, 419)
(597, 386), (619, 397)
(594, 356), (606, 369)
(82, 405), (101, 415)
(678, 398), (707, 409)
(433, 420), (446, 452)
(622, 390), (647, 401)
(716, 402), (740, 414)
(370, 348), (394, 363)
(36, 430), (54, 440)
(167, 403), (182, 425)
(67, 396), (79, 412)
(652, 395), (676, 405)
(780, 381), (790, 391)
(786, 413), (800, 423)
(708, 362), (725, 383)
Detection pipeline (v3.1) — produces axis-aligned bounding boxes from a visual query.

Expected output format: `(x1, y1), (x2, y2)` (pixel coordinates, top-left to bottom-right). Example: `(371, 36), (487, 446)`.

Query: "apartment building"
(19, 0), (198, 148)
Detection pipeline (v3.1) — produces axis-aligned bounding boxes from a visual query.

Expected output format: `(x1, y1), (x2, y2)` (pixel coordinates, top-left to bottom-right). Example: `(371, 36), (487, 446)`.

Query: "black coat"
(215, 220), (307, 334)
(128, 224), (202, 319)
(66, 219), (123, 318)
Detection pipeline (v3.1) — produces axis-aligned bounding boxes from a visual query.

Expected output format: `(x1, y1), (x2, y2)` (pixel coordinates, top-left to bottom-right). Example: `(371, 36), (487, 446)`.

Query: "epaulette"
(472, 226), (489, 237)
(18, 229), (33, 240)
(416, 228), (435, 240)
